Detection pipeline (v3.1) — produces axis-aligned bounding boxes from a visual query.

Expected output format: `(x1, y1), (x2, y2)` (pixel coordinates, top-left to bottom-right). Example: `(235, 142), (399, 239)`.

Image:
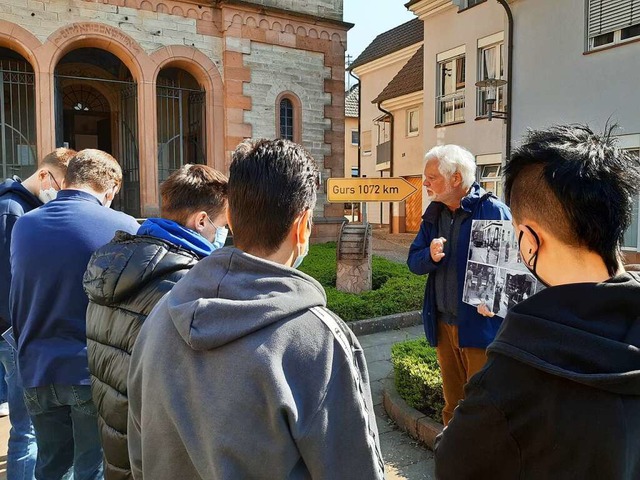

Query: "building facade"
(408, 0), (508, 213)
(507, 0), (640, 263)
(0, 0), (350, 240)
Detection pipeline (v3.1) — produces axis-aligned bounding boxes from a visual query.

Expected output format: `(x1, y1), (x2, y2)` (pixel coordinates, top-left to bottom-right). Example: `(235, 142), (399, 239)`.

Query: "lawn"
(298, 242), (426, 321)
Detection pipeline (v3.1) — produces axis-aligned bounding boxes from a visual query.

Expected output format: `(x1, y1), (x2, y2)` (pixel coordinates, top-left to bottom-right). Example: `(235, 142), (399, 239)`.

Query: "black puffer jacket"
(83, 231), (200, 480)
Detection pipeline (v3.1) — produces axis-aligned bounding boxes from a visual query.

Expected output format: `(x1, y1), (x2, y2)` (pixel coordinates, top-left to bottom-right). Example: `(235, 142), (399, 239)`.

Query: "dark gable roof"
(345, 85), (359, 117)
(373, 45), (424, 104)
(348, 18), (423, 71)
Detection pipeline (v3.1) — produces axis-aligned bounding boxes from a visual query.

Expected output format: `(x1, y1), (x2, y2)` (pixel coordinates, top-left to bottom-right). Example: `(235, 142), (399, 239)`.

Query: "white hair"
(424, 145), (477, 189)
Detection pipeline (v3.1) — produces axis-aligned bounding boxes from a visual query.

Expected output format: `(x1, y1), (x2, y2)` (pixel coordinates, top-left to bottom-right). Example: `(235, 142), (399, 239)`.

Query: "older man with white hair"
(407, 145), (511, 425)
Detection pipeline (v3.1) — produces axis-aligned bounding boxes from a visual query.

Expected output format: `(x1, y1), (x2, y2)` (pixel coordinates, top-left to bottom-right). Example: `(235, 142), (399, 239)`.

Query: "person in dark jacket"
(10, 149), (141, 480)
(435, 124), (640, 479)
(0, 147), (76, 479)
(407, 145), (510, 425)
(128, 139), (384, 479)
(83, 164), (228, 480)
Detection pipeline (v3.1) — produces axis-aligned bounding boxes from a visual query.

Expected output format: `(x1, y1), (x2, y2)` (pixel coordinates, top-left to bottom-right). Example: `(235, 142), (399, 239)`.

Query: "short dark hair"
(505, 124), (640, 275)
(160, 164), (228, 225)
(228, 139), (319, 254)
(64, 149), (122, 193)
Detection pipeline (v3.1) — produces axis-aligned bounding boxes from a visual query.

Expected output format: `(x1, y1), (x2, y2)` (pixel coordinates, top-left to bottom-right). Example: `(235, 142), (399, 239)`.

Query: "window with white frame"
(478, 163), (502, 198)
(623, 148), (640, 250)
(477, 42), (505, 117)
(351, 129), (359, 145)
(407, 108), (420, 136)
(436, 54), (466, 125)
(459, 0), (485, 9)
(587, 0), (640, 51)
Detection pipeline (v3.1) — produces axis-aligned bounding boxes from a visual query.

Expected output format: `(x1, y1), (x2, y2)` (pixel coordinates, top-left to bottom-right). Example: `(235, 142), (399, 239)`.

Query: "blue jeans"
(0, 339), (37, 479)
(23, 384), (103, 480)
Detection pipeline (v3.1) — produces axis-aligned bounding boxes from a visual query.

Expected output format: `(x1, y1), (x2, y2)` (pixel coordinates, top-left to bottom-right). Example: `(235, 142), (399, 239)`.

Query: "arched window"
(279, 98), (294, 141)
(276, 92), (301, 143)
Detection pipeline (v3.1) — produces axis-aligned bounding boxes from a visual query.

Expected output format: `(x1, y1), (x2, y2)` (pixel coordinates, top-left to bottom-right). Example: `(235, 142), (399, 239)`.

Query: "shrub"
(298, 243), (426, 321)
(391, 338), (444, 423)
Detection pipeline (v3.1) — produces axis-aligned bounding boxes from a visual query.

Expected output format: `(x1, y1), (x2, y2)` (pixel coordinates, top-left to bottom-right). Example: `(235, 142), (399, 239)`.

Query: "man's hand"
(477, 303), (495, 317)
(430, 237), (447, 263)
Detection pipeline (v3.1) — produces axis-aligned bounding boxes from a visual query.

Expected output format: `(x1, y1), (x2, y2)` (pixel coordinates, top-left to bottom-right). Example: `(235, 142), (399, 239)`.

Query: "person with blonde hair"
(10, 149), (140, 480)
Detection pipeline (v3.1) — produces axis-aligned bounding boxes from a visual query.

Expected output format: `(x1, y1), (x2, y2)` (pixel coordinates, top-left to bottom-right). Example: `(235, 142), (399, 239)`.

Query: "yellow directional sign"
(327, 178), (419, 203)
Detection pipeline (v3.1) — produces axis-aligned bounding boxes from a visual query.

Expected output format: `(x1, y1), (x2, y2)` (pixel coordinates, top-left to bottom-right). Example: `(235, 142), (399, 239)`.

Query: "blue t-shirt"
(10, 190), (140, 388)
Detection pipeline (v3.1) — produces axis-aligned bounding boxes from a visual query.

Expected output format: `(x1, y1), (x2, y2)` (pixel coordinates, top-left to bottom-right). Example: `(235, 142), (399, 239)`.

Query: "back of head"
(64, 149), (122, 193)
(505, 124), (640, 276)
(160, 164), (228, 225)
(40, 147), (76, 174)
(228, 139), (319, 254)
(424, 144), (476, 189)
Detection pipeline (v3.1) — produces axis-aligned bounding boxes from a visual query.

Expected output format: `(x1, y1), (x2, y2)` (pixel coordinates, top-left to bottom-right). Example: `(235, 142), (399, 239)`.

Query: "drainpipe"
(377, 102), (394, 233)
(496, 0), (514, 161)
(348, 69), (362, 222)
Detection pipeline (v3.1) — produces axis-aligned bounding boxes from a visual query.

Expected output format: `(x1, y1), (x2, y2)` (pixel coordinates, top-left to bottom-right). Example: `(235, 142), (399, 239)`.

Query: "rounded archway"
(0, 47), (37, 180)
(156, 67), (206, 184)
(55, 47), (140, 216)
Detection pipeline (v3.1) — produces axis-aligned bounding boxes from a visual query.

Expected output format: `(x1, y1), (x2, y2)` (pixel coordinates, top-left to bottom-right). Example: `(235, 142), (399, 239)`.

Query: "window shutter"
(589, 0), (640, 38)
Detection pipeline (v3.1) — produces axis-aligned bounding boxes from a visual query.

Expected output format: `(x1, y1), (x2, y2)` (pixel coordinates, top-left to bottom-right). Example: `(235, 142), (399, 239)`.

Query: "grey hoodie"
(128, 247), (384, 480)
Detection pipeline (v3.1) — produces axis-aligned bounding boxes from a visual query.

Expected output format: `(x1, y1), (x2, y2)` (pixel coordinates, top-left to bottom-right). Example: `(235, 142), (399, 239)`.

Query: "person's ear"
(517, 224), (541, 263)
(194, 211), (208, 233)
(296, 209), (312, 245)
(37, 169), (48, 181)
(451, 171), (463, 188)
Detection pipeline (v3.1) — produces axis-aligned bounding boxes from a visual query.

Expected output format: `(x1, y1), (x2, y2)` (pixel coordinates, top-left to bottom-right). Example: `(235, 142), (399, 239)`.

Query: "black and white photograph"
(468, 220), (503, 265)
(490, 269), (509, 318)
(462, 261), (497, 307)
(497, 223), (524, 271)
(504, 272), (537, 310)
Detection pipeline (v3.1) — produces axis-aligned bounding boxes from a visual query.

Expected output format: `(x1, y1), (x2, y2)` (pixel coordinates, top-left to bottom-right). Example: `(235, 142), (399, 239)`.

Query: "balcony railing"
(376, 141), (391, 165)
(436, 91), (465, 125)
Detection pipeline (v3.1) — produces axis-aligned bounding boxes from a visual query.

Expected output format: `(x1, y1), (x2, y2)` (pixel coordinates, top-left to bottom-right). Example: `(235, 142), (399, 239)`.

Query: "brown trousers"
(436, 321), (488, 425)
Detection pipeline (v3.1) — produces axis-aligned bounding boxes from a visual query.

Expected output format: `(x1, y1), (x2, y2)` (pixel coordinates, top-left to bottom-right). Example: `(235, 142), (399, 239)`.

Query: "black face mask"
(518, 226), (550, 288)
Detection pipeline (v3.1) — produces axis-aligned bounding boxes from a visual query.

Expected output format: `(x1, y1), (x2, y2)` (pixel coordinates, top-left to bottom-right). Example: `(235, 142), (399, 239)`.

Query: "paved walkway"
(360, 324), (435, 479)
(372, 228), (416, 264)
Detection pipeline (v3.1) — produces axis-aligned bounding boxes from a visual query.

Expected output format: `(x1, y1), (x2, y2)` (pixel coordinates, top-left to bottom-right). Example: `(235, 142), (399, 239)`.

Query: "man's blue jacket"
(407, 183), (511, 349)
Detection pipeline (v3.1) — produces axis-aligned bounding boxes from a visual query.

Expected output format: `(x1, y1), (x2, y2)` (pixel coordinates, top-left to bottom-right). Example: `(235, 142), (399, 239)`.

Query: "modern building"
(507, 0), (640, 263)
(344, 84), (359, 178)
(348, 18), (423, 231)
(407, 0), (508, 211)
(0, 0), (351, 241)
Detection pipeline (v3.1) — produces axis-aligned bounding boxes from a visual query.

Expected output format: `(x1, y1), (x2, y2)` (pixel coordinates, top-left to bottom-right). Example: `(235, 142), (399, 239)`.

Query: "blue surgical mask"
(212, 226), (228, 250)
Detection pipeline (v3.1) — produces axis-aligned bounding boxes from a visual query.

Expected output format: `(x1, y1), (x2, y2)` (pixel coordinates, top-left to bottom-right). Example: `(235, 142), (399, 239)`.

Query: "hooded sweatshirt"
(434, 272), (640, 480)
(0, 177), (42, 331)
(128, 247), (384, 480)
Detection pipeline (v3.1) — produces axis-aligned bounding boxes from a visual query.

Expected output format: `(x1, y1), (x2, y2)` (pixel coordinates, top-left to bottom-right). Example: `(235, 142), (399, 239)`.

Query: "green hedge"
(391, 338), (444, 423)
(298, 243), (426, 321)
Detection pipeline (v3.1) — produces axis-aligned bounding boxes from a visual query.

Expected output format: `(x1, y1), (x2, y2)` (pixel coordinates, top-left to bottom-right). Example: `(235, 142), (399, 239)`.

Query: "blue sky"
(344, 1), (416, 67)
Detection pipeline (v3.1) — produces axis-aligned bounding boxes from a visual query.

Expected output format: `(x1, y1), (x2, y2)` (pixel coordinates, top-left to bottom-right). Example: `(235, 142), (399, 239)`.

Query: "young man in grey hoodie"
(128, 139), (385, 480)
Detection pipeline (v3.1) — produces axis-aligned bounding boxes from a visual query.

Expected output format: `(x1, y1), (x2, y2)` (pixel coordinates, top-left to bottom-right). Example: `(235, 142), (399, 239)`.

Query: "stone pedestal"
(336, 223), (372, 294)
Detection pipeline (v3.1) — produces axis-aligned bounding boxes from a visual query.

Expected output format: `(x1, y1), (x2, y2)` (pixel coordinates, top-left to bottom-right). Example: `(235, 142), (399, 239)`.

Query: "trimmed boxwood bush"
(391, 338), (444, 423)
(298, 242), (426, 322)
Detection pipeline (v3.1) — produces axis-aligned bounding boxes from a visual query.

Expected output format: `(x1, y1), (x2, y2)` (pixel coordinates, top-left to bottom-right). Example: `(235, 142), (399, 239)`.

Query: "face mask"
(292, 218), (312, 269)
(212, 226), (228, 250)
(38, 188), (57, 204)
(518, 226), (550, 288)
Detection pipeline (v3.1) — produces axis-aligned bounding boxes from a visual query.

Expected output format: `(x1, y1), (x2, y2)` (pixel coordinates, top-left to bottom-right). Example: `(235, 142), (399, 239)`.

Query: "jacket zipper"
(443, 211), (456, 317)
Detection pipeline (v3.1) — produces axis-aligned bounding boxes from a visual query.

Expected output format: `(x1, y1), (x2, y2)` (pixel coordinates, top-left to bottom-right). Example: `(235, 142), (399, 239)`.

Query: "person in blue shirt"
(83, 164), (228, 480)
(10, 149), (140, 480)
(407, 145), (510, 425)
(0, 147), (76, 480)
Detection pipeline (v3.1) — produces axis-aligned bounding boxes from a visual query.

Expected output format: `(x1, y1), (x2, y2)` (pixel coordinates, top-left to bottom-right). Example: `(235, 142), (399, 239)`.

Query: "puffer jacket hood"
(489, 271), (640, 395)
(166, 247), (327, 351)
(84, 230), (199, 306)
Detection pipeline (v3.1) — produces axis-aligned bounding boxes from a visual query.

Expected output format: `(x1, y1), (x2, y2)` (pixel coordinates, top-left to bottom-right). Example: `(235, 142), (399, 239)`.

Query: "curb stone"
(382, 376), (443, 451)
(349, 310), (422, 337)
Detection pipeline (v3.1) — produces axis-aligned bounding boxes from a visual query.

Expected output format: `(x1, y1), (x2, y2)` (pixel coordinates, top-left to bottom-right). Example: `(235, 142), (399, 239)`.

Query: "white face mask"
(292, 217), (312, 269)
(38, 188), (57, 204)
(212, 226), (228, 250)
